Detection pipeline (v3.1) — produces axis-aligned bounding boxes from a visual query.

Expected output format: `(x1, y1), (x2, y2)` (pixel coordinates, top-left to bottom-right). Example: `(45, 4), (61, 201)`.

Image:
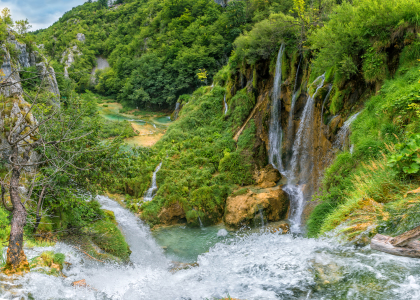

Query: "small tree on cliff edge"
(0, 69), (98, 272)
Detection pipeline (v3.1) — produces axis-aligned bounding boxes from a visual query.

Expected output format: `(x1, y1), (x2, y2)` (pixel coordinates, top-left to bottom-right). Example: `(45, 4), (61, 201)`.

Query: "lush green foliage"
(85, 218), (131, 260)
(0, 207), (10, 243)
(308, 62), (420, 239)
(388, 134), (420, 175)
(34, 0), (296, 108)
(310, 0), (420, 81)
(138, 85), (262, 226)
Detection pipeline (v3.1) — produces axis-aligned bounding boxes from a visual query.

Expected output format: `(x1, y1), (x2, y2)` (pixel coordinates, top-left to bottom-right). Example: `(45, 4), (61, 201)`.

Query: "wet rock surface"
(224, 187), (289, 228)
(255, 164), (281, 188)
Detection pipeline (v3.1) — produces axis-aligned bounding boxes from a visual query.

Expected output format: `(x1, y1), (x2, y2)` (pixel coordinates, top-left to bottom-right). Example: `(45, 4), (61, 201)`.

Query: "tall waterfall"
(144, 162), (162, 201)
(284, 74), (325, 233)
(268, 44), (286, 171)
(288, 74), (325, 183)
(223, 94), (228, 115)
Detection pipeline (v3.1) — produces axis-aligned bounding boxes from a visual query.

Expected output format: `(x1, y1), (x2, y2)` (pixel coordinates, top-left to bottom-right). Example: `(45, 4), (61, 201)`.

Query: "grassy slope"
(307, 58), (420, 241)
(136, 85), (262, 226)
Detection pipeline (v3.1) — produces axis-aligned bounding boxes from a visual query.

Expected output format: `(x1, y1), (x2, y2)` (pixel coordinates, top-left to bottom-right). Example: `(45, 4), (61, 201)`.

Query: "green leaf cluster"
(388, 134), (420, 174)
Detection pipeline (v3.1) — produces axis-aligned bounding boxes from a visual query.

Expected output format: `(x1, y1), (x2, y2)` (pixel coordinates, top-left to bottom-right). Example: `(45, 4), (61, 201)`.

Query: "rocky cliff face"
(226, 53), (367, 225)
(61, 45), (82, 79)
(0, 30), (61, 166)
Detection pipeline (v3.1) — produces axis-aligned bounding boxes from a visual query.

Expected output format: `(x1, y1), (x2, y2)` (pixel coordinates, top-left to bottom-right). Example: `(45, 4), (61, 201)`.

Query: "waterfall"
(268, 44), (286, 171)
(258, 208), (265, 227)
(223, 94), (228, 115)
(288, 74), (325, 183)
(198, 216), (204, 228)
(284, 74), (325, 233)
(173, 102), (180, 120)
(282, 185), (305, 233)
(144, 162), (162, 201)
(333, 112), (361, 150)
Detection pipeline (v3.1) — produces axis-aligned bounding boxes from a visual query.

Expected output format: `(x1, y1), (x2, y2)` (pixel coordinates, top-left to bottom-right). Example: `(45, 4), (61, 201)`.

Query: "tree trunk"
(5, 151), (29, 272)
(390, 225), (420, 247)
(371, 234), (420, 258)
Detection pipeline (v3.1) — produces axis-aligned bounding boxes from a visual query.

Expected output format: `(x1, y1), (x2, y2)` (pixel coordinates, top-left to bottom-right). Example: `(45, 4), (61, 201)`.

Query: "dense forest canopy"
(34, 0), (296, 108)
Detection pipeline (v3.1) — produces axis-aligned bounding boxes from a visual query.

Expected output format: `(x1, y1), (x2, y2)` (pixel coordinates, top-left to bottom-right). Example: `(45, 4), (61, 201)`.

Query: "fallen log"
(390, 225), (420, 247)
(371, 234), (420, 258)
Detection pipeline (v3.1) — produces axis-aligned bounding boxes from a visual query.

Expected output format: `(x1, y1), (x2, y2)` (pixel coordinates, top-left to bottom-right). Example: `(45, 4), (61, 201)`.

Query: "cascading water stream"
(268, 44), (286, 171)
(4, 195), (420, 299)
(223, 94), (228, 115)
(284, 74), (326, 233)
(173, 102), (180, 120)
(333, 112), (361, 150)
(144, 162), (162, 201)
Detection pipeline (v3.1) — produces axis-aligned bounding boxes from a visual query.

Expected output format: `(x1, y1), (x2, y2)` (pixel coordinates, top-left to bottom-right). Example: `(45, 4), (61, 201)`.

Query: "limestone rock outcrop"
(36, 62), (60, 101)
(157, 202), (186, 225)
(76, 33), (86, 43)
(224, 187), (289, 228)
(214, 0), (233, 7)
(0, 29), (60, 168)
(255, 164), (281, 188)
(61, 45), (82, 78)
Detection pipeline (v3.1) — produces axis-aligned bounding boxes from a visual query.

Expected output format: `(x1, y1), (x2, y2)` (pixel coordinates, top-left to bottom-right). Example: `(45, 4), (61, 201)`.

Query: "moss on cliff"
(308, 62), (420, 240)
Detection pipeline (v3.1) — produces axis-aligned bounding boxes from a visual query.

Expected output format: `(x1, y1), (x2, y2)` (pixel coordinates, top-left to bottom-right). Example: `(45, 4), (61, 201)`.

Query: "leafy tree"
(15, 19), (32, 35)
(98, 0), (109, 8)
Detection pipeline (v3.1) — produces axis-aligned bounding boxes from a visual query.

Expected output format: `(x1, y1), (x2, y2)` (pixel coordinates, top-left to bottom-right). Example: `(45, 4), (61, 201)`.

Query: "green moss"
(29, 251), (66, 275)
(86, 219), (131, 261)
(252, 66), (257, 89)
(329, 86), (344, 115)
(362, 48), (387, 83)
(309, 63), (420, 239)
(232, 188), (249, 197)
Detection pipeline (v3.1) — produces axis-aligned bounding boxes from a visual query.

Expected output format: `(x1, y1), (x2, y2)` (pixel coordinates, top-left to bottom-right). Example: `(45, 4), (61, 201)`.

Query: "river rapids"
(1, 195), (420, 300)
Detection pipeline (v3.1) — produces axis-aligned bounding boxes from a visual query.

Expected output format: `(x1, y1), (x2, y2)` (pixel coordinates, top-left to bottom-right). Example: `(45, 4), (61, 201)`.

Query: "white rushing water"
(5, 196), (420, 300)
(333, 112), (361, 150)
(143, 162), (162, 201)
(268, 44), (286, 172)
(223, 94), (228, 115)
(173, 102), (181, 120)
(283, 74), (325, 233)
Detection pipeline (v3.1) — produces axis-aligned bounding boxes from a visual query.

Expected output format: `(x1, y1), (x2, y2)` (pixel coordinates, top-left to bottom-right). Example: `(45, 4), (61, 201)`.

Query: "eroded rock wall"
(229, 54), (368, 223)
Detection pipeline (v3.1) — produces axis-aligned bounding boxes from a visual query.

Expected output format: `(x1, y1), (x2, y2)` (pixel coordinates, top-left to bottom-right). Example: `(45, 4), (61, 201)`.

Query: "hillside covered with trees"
(0, 0), (420, 298)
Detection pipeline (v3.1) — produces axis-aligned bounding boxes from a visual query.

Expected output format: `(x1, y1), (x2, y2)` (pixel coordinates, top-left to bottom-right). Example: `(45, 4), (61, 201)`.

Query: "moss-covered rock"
(224, 186), (289, 228)
(84, 219), (131, 261)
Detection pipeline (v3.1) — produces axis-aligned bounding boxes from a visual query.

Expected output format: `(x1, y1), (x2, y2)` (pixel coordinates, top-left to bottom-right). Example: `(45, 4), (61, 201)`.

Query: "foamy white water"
(144, 162), (162, 201)
(2, 196), (420, 299)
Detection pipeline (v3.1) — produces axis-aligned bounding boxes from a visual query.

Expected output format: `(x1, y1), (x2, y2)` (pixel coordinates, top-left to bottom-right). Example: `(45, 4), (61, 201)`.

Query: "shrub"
(388, 134), (420, 175)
